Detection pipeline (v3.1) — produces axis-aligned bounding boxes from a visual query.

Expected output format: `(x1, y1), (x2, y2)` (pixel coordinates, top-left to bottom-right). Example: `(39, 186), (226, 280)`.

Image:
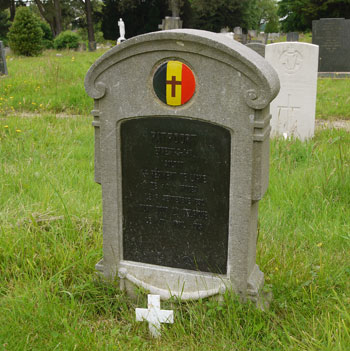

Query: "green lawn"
(0, 50), (349, 350)
(1, 50), (350, 119)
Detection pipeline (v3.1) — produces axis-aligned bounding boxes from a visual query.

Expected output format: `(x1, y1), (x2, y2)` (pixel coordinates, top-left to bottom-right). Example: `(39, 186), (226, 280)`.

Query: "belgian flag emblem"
(153, 61), (196, 106)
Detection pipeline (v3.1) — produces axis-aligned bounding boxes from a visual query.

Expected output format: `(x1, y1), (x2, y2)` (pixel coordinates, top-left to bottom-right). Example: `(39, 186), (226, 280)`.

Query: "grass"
(1, 117), (349, 350)
(0, 50), (350, 350)
(317, 79), (350, 119)
(0, 50), (104, 115)
(1, 50), (350, 119)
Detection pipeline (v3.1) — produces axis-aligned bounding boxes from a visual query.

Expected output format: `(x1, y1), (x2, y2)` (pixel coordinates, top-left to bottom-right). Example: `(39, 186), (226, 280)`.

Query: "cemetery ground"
(0, 51), (349, 350)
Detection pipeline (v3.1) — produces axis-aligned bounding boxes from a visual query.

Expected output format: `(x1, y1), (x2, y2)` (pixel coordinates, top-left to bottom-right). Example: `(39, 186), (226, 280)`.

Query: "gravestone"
(312, 18), (350, 73)
(219, 32), (234, 40)
(233, 26), (242, 35)
(258, 32), (268, 44)
(286, 32), (299, 41)
(0, 41), (8, 76)
(246, 42), (265, 57)
(248, 29), (258, 38)
(159, 16), (182, 30)
(265, 42), (319, 140)
(85, 29), (279, 306)
(159, 0), (182, 30)
(268, 33), (280, 41)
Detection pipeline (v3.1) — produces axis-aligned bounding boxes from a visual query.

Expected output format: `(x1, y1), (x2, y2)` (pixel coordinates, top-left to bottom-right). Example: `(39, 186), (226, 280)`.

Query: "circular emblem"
(279, 48), (303, 73)
(153, 61), (196, 106)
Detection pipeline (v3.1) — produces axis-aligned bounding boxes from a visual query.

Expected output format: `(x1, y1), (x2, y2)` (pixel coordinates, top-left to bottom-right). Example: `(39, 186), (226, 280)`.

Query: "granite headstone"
(266, 42), (319, 140)
(312, 18), (350, 73)
(159, 16), (182, 30)
(0, 41), (8, 76)
(246, 42), (265, 57)
(85, 29), (279, 306)
(286, 32), (299, 41)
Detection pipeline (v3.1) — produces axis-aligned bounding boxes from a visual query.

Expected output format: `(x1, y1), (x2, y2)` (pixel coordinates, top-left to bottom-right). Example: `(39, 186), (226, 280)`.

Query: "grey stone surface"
(246, 42), (265, 57)
(0, 41), (8, 76)
(258, 33), (268, 44)
(266, 42), (319, 140)
(85, 29), (279, 306)
(158, 16), (182, 30)
(233, 26), (242, 35)
(312, 18), (350, 72)
(248, 29), (258, 38)
(286, 32), (299, 41)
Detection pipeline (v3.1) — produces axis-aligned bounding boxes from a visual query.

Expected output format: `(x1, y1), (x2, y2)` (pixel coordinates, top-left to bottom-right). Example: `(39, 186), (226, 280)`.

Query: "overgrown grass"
(0, 50), (105, 115)
(1, 116), (349, 350)
(1, 50), (349, 119)
(317, 78), (350, 119)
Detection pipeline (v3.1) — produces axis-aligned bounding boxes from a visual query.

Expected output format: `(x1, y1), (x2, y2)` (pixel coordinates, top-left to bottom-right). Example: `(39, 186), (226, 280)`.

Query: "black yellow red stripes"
(153, 61), (195, 106)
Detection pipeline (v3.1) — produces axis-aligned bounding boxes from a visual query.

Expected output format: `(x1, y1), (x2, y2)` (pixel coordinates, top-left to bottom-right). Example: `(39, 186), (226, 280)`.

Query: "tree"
(101, 0), (169, 40)
(8, 6), (43, 55)
(0, 0), (26, 21)
(190, 0), (257, 32)
(34, 0), (63, 36)
(0, 10), (10, 42)
(278, 0), (350, 32)
(254, 0), (279, 33)
(80, 0), (96, 51)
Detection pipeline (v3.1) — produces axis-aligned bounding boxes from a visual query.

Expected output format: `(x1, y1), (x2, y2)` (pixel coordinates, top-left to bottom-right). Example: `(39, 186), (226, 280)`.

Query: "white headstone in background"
(265, 42), (319, 140)
(233, 26), (242, 35)
(219, 32), (234, 40)
(136, 295), (174, 338)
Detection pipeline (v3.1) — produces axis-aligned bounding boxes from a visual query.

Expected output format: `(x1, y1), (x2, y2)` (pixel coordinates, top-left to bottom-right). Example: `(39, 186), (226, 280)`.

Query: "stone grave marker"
(0, 41), (8, 76)
(248, 29), (258, 38)
(85, 29), (279, 306)
(159, 16), (182, 30)
(265, 42), (319, 140)
(246, 42), (265, 57)
(233, 26), (242, 35)
(286, 32), (299, 41)
(159, 0), (182, 30)
(312, 18), (350, 74)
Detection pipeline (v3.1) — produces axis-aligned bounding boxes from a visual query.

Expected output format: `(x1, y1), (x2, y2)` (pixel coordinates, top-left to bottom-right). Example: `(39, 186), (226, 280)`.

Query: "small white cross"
(135, 294), (174, 338)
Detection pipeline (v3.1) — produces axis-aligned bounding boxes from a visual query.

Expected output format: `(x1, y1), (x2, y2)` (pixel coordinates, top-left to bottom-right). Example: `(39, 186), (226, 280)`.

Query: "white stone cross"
(135, 294), (174, 338)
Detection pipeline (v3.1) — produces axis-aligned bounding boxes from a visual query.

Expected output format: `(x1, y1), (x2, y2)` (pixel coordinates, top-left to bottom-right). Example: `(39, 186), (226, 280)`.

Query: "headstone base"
(158, 16), (182, 30)
(95, 259), (271, 310)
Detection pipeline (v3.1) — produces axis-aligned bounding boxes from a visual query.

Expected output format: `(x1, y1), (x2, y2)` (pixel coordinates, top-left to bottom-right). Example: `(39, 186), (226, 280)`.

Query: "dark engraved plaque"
(312, 18), (350, 72)
(121, 117), (231, 274)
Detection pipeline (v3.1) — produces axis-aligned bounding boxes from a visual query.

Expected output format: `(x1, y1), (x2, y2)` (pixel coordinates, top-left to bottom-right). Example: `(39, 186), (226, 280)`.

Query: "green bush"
(0, 10), (10, 45)
(54, 31), (81, 50)
(39, 21), (54, 49)
(8, 7), (43, 56)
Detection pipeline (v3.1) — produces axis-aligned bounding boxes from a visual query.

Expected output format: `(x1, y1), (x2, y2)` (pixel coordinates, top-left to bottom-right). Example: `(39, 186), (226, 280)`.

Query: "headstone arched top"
(85, 29), (279, 110)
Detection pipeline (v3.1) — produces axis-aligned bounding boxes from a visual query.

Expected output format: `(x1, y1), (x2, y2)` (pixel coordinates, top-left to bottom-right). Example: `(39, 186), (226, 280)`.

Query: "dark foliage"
(278, 0), (350, 32)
